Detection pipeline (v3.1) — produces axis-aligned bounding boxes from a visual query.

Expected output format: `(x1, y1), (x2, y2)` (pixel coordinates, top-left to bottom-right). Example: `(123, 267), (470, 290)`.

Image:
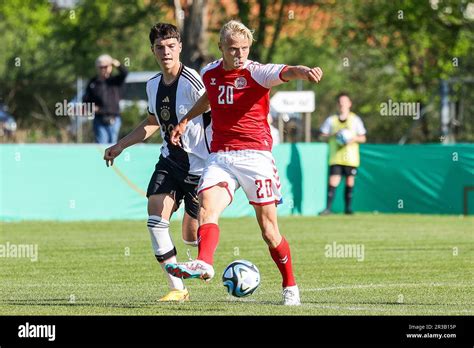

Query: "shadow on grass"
(1, 298), (283, 310)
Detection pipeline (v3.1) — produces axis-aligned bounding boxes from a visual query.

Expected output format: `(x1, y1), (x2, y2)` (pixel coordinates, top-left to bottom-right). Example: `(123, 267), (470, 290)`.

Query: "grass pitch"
(0, 214), (472, 315)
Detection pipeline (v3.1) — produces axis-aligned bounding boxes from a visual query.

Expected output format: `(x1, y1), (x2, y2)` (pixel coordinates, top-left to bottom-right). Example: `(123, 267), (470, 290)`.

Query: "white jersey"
(146, 64), (212, 175)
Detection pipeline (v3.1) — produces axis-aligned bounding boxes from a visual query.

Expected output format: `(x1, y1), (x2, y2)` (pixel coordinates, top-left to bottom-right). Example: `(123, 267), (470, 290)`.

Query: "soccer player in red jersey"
(166, 20), (323, 305)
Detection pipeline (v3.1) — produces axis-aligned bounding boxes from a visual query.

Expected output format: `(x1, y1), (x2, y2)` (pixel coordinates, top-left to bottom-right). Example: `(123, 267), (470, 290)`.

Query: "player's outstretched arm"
(170, 92), (210, 146)
(104, 114), (159, 167)
(281, 66), (323, 83)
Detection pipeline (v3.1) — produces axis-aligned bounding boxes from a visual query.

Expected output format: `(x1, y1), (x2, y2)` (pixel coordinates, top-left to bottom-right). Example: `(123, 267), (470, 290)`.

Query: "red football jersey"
(201, 59), (287, 152)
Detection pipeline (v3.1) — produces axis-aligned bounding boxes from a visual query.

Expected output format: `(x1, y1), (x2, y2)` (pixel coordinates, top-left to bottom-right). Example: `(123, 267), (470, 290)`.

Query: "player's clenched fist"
(104, 143), (124, 167)
(170, 121), (187, 146)
(307, 67), (323, 83)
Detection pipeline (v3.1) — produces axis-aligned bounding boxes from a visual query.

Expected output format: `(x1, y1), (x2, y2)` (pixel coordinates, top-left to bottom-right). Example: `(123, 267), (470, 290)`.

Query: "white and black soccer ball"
(335, 128), (354, 145)
(222, 260), (260, 298)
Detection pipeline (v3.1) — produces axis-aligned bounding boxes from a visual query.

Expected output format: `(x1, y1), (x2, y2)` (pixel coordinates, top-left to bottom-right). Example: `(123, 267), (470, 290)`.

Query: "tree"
(320, 0), (474, 142)
(171, 0), (212, 70)
(0, 0), (165, 140)
(2, 0), (472, 143)
(235, 0), (290, 62)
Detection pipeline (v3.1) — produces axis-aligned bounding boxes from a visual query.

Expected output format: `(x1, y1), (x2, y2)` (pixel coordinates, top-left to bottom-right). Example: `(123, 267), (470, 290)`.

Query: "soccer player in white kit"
(166, 20), (323, 305)
(104, 23), (211, 302)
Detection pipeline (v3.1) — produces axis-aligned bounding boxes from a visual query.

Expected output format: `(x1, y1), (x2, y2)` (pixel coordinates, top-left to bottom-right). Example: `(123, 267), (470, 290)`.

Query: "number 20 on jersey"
(218, 85), (234, 104)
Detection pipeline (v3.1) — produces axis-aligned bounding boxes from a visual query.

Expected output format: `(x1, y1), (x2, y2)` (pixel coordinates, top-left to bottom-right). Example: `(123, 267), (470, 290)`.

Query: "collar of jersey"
(161, 63), (183, 86)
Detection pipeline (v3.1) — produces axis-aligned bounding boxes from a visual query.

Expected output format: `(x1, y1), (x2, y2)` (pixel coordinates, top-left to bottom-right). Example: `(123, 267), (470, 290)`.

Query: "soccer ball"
(335, 128), (354, 145)
(222, 260), (260, 298)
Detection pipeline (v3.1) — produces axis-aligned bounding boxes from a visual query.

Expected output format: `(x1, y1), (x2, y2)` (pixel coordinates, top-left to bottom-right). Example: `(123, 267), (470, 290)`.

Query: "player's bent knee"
(147, 194), (175, 220)
(198, 185), (230, 224)
(198, 206), (219, 225)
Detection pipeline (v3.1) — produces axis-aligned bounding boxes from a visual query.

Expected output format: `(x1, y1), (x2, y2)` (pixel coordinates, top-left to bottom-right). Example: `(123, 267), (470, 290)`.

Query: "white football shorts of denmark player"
(197, 150), (282, 206)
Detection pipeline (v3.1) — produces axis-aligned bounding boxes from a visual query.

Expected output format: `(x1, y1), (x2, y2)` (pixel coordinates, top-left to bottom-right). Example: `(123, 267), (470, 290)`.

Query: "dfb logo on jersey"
(234, 77), (247, 89)
(160, 107), (171, 121)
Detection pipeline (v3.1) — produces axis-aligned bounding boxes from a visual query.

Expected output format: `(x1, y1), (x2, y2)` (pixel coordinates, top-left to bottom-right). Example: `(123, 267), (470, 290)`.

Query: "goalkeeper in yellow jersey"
(319, 92), (366, 215)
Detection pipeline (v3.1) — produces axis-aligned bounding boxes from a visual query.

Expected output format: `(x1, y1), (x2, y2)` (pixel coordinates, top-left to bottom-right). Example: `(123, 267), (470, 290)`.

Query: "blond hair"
(219, 20), (254, 45)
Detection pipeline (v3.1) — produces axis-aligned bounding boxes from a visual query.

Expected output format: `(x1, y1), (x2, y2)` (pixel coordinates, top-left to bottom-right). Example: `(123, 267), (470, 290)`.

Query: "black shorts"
(146, 157), (200, 219)
(329, 165), (358, 177)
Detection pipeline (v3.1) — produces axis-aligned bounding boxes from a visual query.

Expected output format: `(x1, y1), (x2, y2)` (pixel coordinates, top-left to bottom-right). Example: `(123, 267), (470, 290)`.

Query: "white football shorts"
(197, 150), (282, 206)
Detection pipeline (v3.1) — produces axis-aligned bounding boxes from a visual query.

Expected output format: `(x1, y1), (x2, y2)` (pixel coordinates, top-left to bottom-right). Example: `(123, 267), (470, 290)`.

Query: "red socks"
(269, 236), (296, 287)
(197, 223), (295, 288)
(197, 223), (220, 265)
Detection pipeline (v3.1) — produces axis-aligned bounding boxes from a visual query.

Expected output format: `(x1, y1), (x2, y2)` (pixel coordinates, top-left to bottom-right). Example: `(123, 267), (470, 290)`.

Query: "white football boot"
(165, 260), (215, 282)
(282, 285), (301, 306)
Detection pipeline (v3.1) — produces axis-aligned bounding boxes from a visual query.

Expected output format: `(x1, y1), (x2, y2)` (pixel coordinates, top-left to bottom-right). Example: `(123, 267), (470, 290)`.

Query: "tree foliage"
(0, 0), (472, 143)
(0, 0), (164, 139)
(316, 0), (473, 142)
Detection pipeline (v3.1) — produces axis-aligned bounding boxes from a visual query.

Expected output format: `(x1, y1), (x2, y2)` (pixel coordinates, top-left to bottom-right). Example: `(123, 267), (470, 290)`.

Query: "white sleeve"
(249, 63), (287, 89)
(320, 117), (332, 135)
(185, 77), (206, 109)
(354, 116), (367, 135)
(182, 67), (206, 102)
(191, 84), (205, 102)
(146, 81), (154, 115)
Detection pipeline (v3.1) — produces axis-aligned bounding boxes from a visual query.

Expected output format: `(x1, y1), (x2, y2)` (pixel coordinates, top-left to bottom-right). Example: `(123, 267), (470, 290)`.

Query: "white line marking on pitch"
(299, 303), (472, 314)
(303, 282), (471, 292)
(259, 282), (471, 294)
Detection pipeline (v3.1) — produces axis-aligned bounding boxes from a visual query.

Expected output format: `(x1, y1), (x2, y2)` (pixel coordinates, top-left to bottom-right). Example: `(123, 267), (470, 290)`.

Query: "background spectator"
(83, 54), (128, 144)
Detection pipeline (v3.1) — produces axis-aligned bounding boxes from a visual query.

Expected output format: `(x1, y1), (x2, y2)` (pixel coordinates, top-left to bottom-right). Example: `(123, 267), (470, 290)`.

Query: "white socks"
(148, 215), (174, 257)
(160, 256), (185, 291)
(147, 215), (184, 291)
